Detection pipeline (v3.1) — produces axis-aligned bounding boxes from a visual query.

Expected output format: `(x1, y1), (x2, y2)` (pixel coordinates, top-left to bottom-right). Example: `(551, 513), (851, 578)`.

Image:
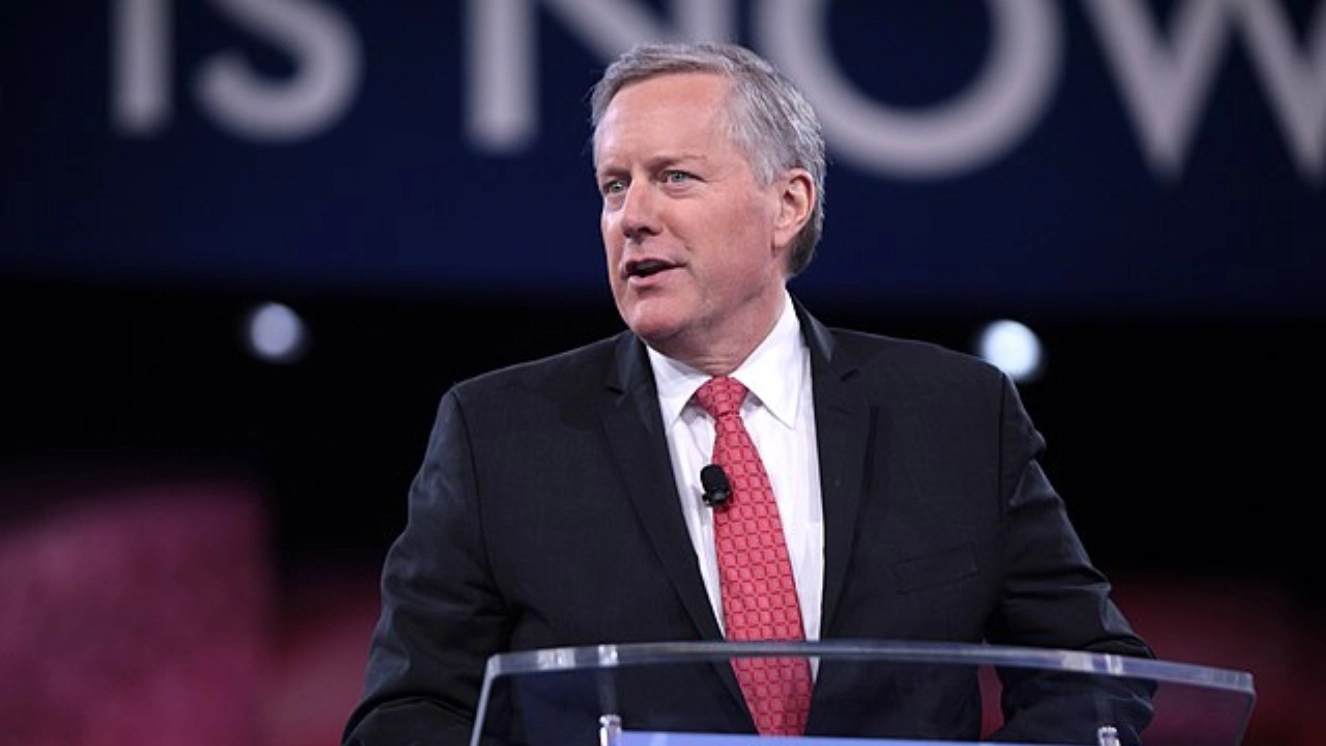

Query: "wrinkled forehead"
(592, 72), (736, 162)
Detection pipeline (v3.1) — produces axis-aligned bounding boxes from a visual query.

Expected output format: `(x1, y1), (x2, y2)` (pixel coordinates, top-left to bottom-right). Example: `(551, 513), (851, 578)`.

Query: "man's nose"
(619, 182), (659, 240)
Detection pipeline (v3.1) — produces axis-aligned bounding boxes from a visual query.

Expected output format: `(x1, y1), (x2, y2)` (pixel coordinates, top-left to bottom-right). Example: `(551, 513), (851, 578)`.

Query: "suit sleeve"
(983, 373), (1156, 744)
(342, 389), (511, 746)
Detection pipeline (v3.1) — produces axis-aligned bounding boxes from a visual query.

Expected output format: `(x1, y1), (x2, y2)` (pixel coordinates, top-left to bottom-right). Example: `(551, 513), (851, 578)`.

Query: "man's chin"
(622, 307), (688, 348)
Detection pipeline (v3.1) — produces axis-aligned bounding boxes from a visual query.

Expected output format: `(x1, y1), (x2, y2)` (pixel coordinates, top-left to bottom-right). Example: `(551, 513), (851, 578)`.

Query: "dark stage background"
(2, 2), (1324, 745)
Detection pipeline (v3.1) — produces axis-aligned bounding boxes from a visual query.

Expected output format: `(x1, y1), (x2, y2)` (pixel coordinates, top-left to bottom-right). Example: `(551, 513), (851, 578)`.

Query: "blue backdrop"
(4, 10), (1326, 737)
(4, 0), (1323, 315)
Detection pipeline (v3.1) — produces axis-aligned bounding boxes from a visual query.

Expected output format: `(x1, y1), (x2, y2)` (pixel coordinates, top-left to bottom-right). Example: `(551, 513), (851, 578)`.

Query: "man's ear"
(772, 168), (814, 251)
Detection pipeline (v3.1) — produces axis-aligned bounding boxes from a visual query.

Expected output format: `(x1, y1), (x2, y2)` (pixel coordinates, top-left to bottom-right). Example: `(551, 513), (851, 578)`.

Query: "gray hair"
(589, 42), (826, 277)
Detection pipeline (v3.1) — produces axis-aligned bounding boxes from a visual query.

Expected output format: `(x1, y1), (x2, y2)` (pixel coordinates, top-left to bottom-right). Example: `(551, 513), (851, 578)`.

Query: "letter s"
(197, 0), (362, 142)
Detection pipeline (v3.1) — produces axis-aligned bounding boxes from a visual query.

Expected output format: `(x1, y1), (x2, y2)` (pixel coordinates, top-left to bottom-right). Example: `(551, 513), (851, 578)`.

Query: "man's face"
(594, 72), (799, 368)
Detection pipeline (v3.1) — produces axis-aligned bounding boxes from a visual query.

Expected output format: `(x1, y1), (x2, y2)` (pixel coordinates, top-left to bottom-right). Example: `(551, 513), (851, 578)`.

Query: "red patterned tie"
(694, 376), (812, 736)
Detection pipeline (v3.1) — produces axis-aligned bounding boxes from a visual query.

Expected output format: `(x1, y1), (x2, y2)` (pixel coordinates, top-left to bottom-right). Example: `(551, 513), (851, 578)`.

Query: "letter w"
(1085, 0), (1326, 184)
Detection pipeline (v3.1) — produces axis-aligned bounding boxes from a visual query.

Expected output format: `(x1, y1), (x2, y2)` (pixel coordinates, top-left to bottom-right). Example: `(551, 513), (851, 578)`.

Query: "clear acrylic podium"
(470, 640), (1254, 746)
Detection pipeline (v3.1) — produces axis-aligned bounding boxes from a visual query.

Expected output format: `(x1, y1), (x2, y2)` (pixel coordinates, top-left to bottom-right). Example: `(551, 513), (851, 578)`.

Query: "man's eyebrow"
(596, 152), (708, 175)
(643, 153), (709, 171)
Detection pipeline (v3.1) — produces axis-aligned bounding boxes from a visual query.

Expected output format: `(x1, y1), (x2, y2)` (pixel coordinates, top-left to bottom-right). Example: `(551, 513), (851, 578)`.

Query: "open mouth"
(626, 259), (674, 279)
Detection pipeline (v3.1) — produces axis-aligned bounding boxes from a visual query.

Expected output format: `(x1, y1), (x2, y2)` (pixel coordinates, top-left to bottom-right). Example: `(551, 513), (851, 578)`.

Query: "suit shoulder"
(820, 325), (1028, 426)
(448, 331), (628, 400)
(829, 326), (1002, 381)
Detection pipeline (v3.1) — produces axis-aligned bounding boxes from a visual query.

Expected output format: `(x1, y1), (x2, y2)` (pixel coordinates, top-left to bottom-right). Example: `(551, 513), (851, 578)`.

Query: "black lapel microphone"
(700, 464), (732, 508)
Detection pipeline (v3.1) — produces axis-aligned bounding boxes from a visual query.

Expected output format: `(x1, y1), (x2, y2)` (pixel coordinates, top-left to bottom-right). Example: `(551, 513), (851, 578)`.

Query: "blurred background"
(2, 2), (1323, 744)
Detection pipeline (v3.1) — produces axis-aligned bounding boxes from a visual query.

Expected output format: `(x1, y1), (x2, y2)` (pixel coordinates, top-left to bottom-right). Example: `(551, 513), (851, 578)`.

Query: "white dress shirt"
(646, 292), (825, 643)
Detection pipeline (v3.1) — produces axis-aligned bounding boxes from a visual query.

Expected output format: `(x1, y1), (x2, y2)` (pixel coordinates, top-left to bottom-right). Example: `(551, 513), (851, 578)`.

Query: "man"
(343, 41), (1153, 745)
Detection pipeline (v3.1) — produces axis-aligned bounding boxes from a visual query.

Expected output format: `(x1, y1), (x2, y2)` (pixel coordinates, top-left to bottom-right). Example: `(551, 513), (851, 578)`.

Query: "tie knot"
(694, 376), (748, 419)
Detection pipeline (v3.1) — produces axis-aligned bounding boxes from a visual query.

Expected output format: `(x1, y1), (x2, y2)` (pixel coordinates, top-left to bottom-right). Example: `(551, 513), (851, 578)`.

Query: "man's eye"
(664, 171), (693, 184)
(602, 179), (626, 196)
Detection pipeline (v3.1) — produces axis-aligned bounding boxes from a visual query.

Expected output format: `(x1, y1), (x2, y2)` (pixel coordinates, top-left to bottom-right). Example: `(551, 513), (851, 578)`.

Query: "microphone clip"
(700, 464), (732, 509)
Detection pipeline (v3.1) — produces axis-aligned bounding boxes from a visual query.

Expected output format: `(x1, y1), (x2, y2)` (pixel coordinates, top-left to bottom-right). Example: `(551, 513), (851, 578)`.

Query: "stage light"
(976, 319), (1042, 383)
(242, 302), (308, 364)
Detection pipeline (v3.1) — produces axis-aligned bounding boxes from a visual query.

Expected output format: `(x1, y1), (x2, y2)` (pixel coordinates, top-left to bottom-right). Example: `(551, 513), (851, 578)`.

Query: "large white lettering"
(1232, 0), (1326, 182)
(111, 0), (172, 136)
(110, 0), (362, 141)
(112, 0), (1324, 183)
(465, 0), (734, 151)
(199, 0), (362, 141)
(1085, 0), (1325, 182)
(759, 0), (1061, 179)
(1085, 0), (1242, 182)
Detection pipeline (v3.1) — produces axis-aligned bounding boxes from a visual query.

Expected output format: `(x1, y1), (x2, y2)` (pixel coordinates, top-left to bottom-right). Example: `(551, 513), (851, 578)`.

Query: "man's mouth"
(625, 259), (674, 279)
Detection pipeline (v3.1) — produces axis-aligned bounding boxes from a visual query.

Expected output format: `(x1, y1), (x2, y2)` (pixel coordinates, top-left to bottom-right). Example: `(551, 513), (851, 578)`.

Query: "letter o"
(756, 0), (1063, 179)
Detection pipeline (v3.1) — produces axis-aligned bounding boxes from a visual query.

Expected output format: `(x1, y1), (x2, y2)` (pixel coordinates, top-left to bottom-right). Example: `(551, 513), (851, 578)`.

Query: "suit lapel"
(797, 304), (873, 637)
(599, 334), (751, 720)
(599, 333), (725, 642)
(599, 313), (875, 725)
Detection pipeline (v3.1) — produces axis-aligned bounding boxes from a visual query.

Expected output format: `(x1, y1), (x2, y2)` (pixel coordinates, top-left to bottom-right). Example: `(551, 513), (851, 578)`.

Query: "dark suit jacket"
(342, 301), (1154, 746)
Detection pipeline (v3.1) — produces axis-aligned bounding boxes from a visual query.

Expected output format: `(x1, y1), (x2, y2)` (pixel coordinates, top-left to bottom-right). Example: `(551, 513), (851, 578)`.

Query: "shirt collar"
(648, 292), (805, 428)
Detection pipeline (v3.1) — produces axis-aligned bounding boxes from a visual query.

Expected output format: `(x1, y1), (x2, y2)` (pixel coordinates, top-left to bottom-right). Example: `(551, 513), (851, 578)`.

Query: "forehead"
(611, 70), (730, 111)
(594, 72), (734, 162)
